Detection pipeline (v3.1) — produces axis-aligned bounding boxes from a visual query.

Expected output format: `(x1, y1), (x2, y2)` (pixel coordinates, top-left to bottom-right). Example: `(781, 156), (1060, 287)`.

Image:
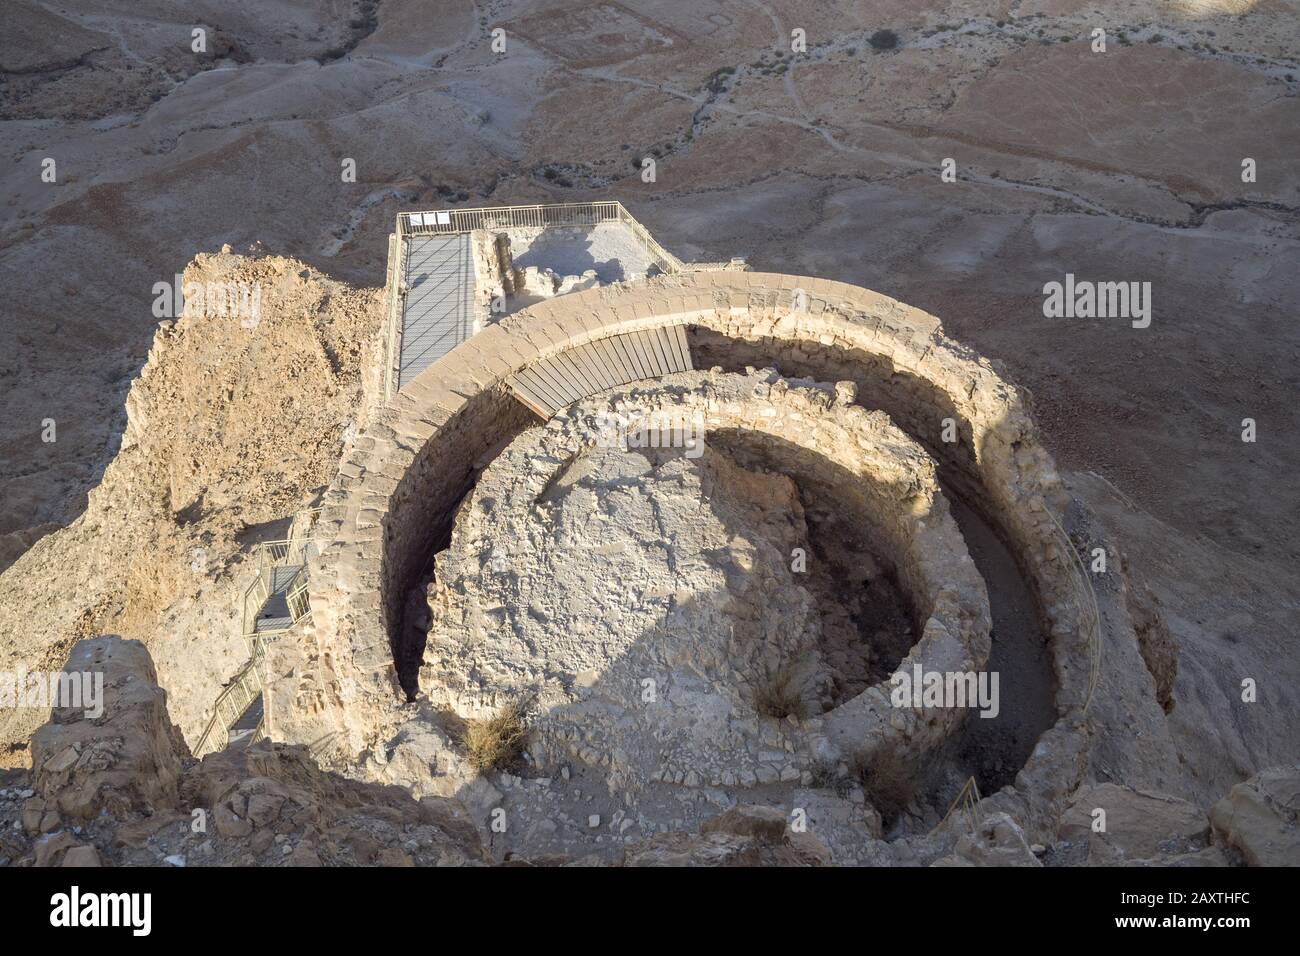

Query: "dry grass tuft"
(853, 745), (919, 827)
(462, 702), (528, 773)
(752, 662), (806, 720)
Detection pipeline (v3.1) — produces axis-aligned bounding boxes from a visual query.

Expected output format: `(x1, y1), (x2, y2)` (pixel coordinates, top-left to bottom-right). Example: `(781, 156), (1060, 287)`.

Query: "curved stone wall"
(417, 369), (991, 785)
(283, 271), (1095, 822)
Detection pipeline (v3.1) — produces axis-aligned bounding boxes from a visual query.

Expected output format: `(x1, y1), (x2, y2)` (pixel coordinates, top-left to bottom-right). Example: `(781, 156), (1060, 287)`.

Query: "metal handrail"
(193, 649), (265, 758)
(242, 565), (312, 636)
(384, 201), (745, 403)
(395, 201), (686, 275)
(192, 630), (283, 758)
(197, 507), (322, 758)
(250, 534), (314, 571)
(399, 201), (619, 236)
(384, 202), (690, 401)
(241, 572), (270, 637)
(681, 258), (748, 272)
(286, 573), (311, 621)
(241, 513), (320, 632)
(613, 202), (684, 273)
(936, 776), (983, 834)
(381, 232), (403, 401)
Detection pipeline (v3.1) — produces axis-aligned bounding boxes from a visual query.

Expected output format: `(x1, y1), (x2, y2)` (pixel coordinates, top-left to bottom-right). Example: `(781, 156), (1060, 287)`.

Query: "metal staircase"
(193, 508), (320, 758)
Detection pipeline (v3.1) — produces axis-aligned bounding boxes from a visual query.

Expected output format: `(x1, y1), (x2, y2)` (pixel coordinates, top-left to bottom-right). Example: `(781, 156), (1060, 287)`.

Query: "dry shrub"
(462, 702), (528, 773)
(853, 745), (919, 827)
(752, 662), (806, 719)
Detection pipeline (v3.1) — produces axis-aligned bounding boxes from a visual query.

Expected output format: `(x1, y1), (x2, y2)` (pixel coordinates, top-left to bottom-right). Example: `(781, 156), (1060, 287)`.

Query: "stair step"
(269, 565), (302, 595)
(231, 696), (263, 732)
(253, 564), (304, 631)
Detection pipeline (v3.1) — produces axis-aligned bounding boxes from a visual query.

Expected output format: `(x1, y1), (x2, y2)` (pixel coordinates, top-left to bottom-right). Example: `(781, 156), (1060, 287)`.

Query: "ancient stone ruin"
(239, 205), (1198, 863)
(3, 205), (1295, 870)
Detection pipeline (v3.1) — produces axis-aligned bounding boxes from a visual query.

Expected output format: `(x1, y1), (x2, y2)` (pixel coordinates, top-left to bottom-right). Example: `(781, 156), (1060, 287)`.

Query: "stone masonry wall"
(283, 272), (1094, 825)
(415, 369), (991, 788)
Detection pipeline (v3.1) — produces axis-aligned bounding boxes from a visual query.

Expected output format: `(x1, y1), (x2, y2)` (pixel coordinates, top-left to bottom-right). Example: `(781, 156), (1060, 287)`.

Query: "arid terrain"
(1, 0), (1298, 868)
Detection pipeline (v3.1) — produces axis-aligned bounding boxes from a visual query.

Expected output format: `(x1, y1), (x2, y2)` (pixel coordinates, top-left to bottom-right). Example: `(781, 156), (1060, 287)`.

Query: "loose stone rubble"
(6, 637), (486, 868)
(2, 633), (1294, 868)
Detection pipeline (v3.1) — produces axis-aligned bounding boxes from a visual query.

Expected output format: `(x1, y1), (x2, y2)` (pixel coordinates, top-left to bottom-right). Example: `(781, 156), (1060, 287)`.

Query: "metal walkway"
(226, 696), (264, 751)
(380, 203), (745, 400)
(192, 510), (320, 759)
(253, 565), (303, 632)
(398, 233), (474, 391)
(506, 324), (693, 419)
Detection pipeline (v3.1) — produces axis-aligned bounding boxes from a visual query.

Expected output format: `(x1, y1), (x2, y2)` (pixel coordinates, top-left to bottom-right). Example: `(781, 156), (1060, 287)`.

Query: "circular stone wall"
(417, 369), (991, 790)
(282, 271), (1098, 834)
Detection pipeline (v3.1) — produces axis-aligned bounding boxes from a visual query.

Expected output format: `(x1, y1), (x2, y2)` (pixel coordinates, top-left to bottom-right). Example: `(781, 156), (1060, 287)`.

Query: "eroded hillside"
(0, 250), (383, 764)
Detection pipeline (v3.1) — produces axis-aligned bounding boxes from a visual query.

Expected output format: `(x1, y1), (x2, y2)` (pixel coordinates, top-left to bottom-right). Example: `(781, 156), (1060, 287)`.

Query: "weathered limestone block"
(1210, 766), (1300, 866)
(1057, 782), (1209, 864)
(29, 636), (186, 820)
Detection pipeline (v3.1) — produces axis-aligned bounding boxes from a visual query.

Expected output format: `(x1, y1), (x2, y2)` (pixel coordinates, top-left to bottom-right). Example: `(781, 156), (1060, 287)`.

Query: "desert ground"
(0, 0), (1297, 866)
